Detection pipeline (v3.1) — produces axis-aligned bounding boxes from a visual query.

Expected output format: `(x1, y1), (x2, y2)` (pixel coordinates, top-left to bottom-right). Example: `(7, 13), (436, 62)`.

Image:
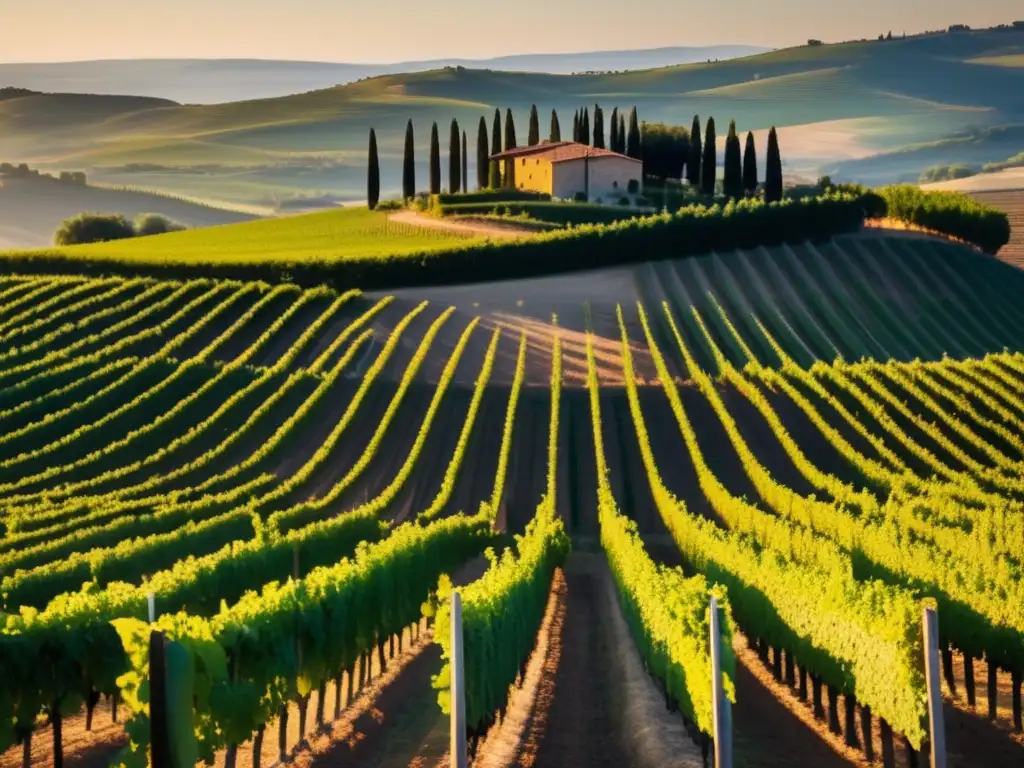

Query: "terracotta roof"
(489, 141), (639, 164)
(489, 141), (572, 160)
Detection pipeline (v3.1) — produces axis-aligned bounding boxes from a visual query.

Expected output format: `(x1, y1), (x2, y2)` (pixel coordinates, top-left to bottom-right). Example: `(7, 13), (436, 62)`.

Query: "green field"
(33, 207), (482, 264)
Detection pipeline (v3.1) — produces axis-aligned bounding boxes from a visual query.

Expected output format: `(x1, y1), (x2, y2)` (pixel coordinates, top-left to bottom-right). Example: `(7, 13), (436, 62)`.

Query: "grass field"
(27, 207), (483, 264)
(1, 28), (1020, 204)
(2, 232), (1024, 767)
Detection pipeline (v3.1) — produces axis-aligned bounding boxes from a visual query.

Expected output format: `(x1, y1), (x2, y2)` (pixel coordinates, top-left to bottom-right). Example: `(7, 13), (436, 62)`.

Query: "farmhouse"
(490, 141), (642, 200)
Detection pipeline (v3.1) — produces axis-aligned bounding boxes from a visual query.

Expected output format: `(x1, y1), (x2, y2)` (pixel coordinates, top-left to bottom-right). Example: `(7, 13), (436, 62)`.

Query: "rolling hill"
(0, 46), (770, 104)
(0, 174), (256, 249)
(0, 28), (1021, 207)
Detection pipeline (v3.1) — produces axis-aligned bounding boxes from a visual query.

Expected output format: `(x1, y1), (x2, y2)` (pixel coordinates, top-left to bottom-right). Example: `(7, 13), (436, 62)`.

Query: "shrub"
(375, 200), (403, 211)
(54, 213), (136, 246)
(618, 196), (631, 206)
(134, 213), (185, 237)
(573, 192), (588, 203)
(627, 179), (640, 194)
(919, 164), (976, 183)
(877, 185), (1011, 254)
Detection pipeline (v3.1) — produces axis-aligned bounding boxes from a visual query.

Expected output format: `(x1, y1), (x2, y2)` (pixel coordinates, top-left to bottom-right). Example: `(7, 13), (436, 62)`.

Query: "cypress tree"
(765, 126), (783, 203)
(448, 119), (461, 194)
(626, 107), (641, 159)
(618, 113), (626, 154)
(504, 108), (517, 187)
(609, 107), (619, 153)
(550, 109), (561, 142)
(687, 115), (702, 188)
(593, 104), (605, 149)
(462, 130), (468, 193)
(701, 117), (716, 195)
(572, 110), (580, 142)
(581, 107), (590, 145)
(367, 128), (380, 210)
(429, 122), (441, 195)
(476, 116), (489, 190)
(743, 131), (758, 194)
(402, 119), (415, 199)
(490, 109), (502, 188)
(528, 104), (540, 146)
(723, 120), (742, 199)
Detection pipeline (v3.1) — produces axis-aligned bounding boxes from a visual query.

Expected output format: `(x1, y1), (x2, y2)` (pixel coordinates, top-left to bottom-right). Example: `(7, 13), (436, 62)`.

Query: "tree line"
(367, 105), (783, 207)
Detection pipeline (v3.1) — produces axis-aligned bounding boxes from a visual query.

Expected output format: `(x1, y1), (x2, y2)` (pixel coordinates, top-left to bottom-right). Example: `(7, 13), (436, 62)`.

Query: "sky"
(1, 0), (1020, 63)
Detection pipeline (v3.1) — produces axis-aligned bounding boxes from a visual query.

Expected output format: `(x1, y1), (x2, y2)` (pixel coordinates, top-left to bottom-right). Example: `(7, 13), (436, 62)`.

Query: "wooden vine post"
(709, 596), (732, 768)
(150, 630), (170, 768)
(923, 605), (947, 768)
(450, 590), (467, 768)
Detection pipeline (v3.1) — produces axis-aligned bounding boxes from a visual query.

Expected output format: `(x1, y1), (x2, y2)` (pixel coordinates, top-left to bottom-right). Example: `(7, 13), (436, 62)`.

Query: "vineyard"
(2, 230), (1024, 768)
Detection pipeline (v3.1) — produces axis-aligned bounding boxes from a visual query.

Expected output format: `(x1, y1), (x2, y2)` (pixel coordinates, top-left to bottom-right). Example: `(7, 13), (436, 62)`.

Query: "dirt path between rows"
(387, 211), (534, 240)
(511, 553), (703, 768)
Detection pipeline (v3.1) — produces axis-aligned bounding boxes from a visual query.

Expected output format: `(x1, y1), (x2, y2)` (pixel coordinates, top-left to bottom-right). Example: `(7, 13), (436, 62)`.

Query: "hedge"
(432, 189), (551, 206)
(439, 200), (642, 226)
(0, 195), (866, 290)
(878, 185), (1011, 255)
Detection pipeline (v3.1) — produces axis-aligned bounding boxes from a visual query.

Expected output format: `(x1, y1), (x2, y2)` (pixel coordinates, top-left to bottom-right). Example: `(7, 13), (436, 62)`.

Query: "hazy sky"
(2, 0), (1020, 63)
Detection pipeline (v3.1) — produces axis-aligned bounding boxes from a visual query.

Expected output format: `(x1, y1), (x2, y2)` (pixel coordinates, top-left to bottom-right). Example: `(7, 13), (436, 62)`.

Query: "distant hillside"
(0, 175), (256, 249)
(0, 47), (769, 104)
(0, 28), (1020, 205)
(824, 124), (1024, 184)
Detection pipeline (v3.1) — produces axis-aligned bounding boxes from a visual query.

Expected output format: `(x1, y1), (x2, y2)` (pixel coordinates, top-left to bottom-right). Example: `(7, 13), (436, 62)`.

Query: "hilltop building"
(489, 141), (641, 200)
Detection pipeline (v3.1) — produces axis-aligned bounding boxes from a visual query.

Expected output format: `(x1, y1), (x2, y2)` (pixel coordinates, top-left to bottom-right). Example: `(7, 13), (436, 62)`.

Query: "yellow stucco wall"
(513, 155), (554, 194)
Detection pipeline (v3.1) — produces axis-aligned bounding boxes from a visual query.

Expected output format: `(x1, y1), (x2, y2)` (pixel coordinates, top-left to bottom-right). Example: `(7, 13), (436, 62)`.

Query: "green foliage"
(639, 122), (689, 181)
(593, 104), (605, 149)
(448, 120), (461, 195)
(107, 515), (494, 762)
(609, 107), (619, 153)
(461, 130), (468, 194)
(433, 189), (550, 206)
(877, 185), (1011, 254)
(585, 330), (735, 735)
(55, 213), (136, 246)
(634, 304), (930, 746)
(429, 122), (441, 196)
(528, 104), (540, 146)
(133, 214), (185, 237)
(701, 117), (717, 195)
(918, 163), (976, 182)
(580, 107), (590, 145)
(438, 200), (640, 226)
(367, 128), (380, 210)
(765, 126), (783, 203)
(724, 121), (743, 199)
(4, 195), (867, 290)
(743, 131), (758, 193)
(433, 336), (568, 736)
(626, 107), (641, 160)
(549, 109), (561, 142)
(489, 109), (502, 189)
(476, 116), (489, 191)
(402, 120), (415, 200)
(688, 115), (702, 188)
